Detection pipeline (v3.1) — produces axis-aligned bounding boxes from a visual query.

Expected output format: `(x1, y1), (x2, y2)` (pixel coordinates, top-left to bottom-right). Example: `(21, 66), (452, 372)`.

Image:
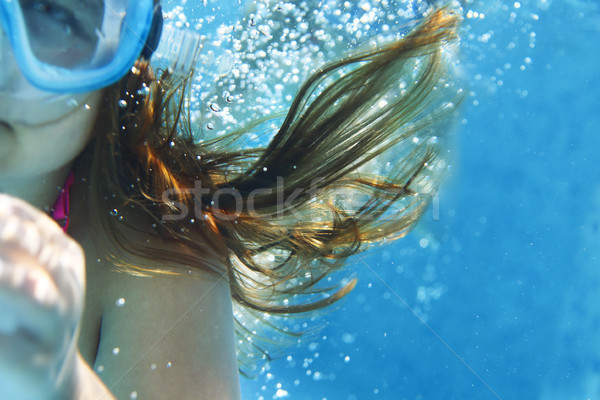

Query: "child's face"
(0, 30), (102, 180)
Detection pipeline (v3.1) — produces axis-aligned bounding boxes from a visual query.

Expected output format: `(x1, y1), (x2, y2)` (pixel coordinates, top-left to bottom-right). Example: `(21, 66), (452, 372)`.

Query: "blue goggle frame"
(0, 0), (160, 93)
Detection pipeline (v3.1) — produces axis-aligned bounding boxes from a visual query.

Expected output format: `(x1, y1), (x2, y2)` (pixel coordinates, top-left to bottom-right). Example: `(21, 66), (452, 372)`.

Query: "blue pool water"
(161, 0), (600, 398)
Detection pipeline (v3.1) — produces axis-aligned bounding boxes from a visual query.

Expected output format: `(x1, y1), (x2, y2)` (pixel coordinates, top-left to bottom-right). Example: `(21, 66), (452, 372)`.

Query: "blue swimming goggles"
(0, 0), (163, 94)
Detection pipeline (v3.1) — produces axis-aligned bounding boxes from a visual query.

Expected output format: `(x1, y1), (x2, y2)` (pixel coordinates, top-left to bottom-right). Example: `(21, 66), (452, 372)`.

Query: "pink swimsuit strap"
(51, 172), (75, 233)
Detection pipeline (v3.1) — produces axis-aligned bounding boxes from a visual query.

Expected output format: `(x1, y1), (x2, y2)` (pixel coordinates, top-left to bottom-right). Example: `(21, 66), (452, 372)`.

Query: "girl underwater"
(0, 0), (462, 399)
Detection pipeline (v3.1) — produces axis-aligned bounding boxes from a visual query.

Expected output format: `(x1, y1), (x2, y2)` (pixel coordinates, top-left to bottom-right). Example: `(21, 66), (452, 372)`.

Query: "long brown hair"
(77, 6), (462, 374)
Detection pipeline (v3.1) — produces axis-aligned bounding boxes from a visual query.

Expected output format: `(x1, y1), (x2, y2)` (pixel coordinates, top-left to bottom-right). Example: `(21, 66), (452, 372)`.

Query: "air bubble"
(137, 86), (151, 96)
(342, 333), (356, 344)
(66, 98), (79, 107)
(118, 99), (128, 108)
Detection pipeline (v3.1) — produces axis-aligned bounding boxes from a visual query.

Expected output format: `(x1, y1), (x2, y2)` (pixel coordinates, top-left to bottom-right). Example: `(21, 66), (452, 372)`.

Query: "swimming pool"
(159, 0), (600, 398)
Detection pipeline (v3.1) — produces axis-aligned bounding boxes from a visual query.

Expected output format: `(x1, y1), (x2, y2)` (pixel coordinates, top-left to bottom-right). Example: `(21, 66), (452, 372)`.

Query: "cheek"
(50, 92), (104, 165)
(9, 92), (103, 176)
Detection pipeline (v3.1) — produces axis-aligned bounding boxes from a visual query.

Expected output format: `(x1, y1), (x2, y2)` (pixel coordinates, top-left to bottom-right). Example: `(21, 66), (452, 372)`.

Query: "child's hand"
(0, 194), (85, 400)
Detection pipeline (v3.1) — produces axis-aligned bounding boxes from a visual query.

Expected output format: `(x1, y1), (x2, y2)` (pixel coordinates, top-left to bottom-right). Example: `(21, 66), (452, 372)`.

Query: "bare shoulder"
(68, 186), (240, 398)
(94, 251), (241, 399)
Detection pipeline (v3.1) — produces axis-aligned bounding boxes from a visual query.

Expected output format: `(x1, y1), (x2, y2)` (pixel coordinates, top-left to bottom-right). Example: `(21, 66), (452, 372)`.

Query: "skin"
(0, 24), (241, 400)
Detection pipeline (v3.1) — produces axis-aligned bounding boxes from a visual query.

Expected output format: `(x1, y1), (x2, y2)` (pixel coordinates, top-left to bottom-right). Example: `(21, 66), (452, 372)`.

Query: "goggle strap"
(153, 24), (203, 77)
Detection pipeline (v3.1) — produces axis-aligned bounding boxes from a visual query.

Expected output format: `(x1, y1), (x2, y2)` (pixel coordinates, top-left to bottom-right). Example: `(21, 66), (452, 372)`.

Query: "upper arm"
(93, 268), (241, 400)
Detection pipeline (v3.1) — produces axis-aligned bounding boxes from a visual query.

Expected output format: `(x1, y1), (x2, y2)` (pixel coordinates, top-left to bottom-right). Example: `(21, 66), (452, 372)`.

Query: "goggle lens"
(21, 0), (106, 69)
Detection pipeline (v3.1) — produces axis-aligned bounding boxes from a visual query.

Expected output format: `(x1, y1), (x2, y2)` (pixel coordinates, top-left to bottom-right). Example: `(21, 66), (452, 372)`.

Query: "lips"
(0, 120), (17, 162)
(0, 121), (13, 132)
(0, 120), (15, 141)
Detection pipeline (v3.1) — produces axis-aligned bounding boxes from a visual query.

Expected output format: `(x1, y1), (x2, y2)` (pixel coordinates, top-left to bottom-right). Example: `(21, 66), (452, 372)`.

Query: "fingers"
(0, 194), (85, 314)
(0, 194), (87, 399)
